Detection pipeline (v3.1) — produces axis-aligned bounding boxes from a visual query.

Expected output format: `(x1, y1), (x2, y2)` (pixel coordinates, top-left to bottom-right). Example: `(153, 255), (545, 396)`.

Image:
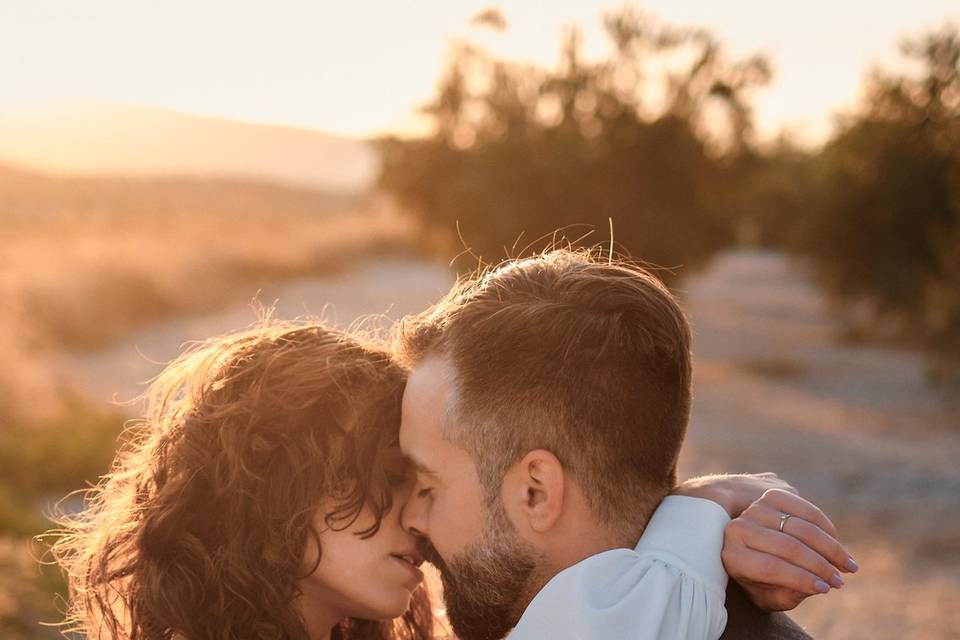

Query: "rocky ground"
(679, 251), (960, 639)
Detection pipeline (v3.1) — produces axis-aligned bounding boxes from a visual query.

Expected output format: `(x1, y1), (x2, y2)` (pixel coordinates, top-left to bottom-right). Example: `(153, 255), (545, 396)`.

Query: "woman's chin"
(346, 592), (413, 622)
(375, 593), (412, 620)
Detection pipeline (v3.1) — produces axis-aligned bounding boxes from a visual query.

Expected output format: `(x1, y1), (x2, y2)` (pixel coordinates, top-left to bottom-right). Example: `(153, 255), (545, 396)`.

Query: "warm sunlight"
(2, 0), (957, 143)
(3, 4), (959, 639)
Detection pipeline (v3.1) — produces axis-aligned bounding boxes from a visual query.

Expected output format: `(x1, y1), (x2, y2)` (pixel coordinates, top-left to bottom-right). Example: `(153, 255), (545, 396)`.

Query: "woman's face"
(298, 448), (425, 623)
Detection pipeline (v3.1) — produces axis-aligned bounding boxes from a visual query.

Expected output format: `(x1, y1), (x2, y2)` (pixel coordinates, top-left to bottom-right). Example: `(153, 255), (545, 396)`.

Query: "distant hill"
(0, 162), (370, 220)
(0, 101), (379, 193)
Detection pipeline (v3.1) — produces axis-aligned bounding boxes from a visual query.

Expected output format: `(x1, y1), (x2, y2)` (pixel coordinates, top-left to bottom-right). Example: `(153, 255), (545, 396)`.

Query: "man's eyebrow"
(404, 453), (438, 477)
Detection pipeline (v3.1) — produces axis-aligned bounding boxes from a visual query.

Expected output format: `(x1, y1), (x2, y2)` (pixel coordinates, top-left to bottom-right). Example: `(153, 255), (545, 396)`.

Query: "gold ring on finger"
(778, 512), (793, 533)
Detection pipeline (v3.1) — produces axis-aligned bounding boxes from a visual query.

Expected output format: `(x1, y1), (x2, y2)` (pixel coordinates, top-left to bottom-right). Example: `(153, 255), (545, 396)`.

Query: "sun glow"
(1, 0), (957, 146)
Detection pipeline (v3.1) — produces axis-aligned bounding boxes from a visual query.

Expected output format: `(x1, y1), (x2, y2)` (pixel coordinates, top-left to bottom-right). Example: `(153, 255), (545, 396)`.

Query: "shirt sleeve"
(632, 495), (731, 639)
(508, 495), (730, 640)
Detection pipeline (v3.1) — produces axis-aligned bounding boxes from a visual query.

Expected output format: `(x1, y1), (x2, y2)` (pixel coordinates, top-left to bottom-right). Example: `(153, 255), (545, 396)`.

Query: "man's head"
(395, 249), (692, 639)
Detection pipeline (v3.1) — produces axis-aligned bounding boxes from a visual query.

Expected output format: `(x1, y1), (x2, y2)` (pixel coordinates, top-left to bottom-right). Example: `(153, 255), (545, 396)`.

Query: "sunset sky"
(2, 1), (958, 144)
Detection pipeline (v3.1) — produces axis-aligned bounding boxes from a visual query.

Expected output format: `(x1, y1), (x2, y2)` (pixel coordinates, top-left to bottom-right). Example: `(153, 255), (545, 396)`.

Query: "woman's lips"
(391, 553), (425, 585)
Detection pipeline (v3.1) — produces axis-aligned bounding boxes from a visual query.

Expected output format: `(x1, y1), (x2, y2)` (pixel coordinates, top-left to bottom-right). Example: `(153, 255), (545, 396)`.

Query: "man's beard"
(417, 500), (537, 640)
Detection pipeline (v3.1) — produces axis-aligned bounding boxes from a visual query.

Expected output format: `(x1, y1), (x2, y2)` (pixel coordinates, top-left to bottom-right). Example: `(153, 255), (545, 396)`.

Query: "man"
(394, 250), (851, 639)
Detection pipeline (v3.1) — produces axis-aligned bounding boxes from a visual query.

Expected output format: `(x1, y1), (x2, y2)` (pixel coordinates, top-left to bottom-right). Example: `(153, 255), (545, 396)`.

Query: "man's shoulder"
(720, 582), (814, 640)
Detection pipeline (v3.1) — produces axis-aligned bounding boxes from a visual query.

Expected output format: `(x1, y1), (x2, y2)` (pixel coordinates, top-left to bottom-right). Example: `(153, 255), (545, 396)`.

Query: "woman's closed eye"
(380, 448), (414, 488)
(383, 461), (414, 490)
(385, 470), (408, 487)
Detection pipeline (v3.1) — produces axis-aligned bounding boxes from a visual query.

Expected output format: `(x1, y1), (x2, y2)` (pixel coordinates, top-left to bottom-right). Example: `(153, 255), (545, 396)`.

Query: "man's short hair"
(395, 249), (692, 537)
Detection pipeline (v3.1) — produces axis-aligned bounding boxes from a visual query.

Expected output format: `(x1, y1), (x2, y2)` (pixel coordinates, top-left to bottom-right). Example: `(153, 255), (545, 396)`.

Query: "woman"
(53, 322), (433, 640)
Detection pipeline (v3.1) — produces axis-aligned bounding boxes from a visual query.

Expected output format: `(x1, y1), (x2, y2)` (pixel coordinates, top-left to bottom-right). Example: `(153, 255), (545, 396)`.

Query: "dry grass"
(0, 166), (416, 422)
(789, 517), (960, 639)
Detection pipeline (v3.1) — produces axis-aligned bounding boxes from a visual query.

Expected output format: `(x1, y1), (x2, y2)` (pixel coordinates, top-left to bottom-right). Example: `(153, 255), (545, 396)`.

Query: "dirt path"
(64, 249), (959, 638)
(679, 250), (960, 639)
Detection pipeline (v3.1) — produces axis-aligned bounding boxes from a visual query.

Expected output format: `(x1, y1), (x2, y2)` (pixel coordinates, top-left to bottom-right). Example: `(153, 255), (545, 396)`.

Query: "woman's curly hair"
(50, 322), (433, 640)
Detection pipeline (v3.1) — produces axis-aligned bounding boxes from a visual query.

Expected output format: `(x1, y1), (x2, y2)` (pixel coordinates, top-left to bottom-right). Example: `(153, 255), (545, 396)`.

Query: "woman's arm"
(672, 473), (857, 612)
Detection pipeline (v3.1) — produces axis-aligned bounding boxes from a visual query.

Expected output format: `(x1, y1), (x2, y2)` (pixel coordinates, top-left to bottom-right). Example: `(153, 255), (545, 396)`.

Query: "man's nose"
(399, 492), (427, 538)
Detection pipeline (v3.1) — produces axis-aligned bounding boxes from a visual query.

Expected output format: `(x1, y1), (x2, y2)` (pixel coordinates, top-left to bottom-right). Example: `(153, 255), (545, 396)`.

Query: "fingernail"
(814, 579), (830, 593)
(829, 573), (844, 589)
(844, 557), (859, 573)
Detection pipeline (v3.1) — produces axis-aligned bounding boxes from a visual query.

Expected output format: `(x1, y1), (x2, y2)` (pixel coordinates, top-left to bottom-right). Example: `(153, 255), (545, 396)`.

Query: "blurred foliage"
(728, 138), (816, 248)
(0, 536), (68, 640)
(378, 6), (772, 274)
(0, 402), (123, 638)
(745, 26), (960, 361)
(802, 26), (960, 357)
(0, 399), (124, 536)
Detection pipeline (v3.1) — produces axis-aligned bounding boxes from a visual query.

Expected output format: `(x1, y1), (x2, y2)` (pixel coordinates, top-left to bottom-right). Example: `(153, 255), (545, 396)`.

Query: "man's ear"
(504, 449), (565, 534)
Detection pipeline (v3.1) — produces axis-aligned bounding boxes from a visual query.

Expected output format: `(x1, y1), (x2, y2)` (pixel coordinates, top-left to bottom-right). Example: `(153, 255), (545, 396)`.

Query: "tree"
(798, 25), (960, 357)
(377, 6), (771, 276)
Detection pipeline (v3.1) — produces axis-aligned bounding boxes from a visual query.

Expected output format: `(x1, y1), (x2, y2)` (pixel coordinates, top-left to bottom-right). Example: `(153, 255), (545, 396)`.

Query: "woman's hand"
(721, 488), (859, 611)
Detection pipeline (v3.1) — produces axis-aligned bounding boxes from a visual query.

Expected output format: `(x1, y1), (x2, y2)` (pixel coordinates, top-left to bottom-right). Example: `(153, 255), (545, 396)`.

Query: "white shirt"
(507, 496), (730, 640)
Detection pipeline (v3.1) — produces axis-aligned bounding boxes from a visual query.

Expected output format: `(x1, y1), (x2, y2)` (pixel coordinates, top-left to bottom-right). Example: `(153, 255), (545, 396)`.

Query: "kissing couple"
(55, 249), (854, 639)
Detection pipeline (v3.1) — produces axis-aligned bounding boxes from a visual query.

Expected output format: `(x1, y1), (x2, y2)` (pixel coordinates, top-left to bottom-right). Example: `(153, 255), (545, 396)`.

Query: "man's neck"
(510, 528), (637, 626)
